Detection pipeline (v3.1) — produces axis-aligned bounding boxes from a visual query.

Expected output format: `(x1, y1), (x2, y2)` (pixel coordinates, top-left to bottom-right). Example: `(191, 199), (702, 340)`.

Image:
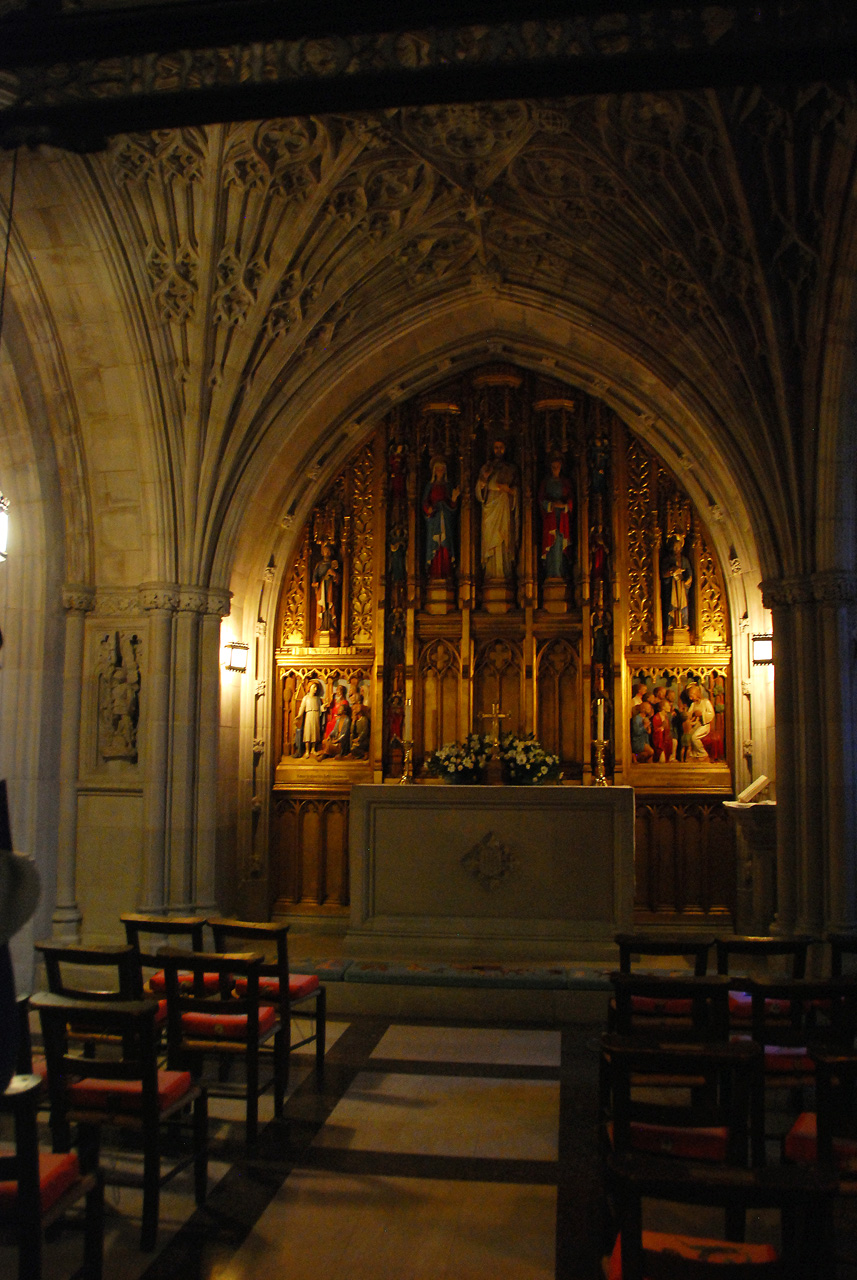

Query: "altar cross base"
(478, 702), (508, 787)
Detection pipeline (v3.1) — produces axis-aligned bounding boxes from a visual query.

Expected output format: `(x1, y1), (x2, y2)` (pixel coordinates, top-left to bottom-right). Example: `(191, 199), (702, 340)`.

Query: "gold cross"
(478, 701), (509, 749)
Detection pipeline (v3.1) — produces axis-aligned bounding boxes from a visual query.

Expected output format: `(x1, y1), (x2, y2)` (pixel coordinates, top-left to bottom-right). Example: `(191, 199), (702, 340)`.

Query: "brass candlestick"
(593, 739), (609, 786)
(400, 740), (414, 784)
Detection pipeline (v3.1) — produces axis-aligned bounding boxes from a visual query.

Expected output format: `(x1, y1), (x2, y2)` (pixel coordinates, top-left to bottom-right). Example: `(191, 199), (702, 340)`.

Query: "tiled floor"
(9, 1014), (857, 1280)
(1, 1016), (609, 1280)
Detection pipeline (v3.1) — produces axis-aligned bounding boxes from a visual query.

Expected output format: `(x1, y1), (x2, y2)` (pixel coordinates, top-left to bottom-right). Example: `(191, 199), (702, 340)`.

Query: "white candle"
(405, 697), (412, 741)
(597, 698), (604, 741)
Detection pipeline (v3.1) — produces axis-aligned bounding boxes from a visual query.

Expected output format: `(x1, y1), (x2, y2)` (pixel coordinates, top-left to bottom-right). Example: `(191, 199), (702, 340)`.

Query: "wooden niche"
(269, 362), (736, 925)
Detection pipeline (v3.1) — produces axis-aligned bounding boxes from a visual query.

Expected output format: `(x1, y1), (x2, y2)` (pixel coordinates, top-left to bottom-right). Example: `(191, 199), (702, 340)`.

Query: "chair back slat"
(36, 941), (142, 1000)
(120, 914), (207, 976)
(827, 932), (857, 977)
(610, 973), (732, 1041)
(749, 976), (857, 1051)
(615, 932), (714, 976)
(208, 917), (290, 985)
(716, 935), (815, 980)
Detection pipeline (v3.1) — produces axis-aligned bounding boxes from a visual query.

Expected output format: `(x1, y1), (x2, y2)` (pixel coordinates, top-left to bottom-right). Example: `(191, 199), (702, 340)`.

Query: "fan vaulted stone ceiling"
(8, 87), (852, 595)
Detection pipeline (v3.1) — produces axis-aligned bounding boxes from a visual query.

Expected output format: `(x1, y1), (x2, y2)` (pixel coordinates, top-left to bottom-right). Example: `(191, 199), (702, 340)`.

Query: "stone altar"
(346, 784), (635, 961)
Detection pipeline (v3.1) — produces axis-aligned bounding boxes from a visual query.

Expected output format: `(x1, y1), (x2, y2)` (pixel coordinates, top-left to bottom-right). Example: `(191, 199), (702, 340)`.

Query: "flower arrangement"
(500, 733), (563, 785)
(426, 733), (492, 783)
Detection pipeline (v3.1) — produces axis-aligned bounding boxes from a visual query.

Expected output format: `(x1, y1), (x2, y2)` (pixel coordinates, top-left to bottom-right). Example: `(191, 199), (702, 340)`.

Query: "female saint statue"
(422, 456), (460, 578)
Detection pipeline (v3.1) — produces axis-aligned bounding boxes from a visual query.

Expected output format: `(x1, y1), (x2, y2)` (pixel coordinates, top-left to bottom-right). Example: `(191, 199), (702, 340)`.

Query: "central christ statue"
(475, 437), (520, 580)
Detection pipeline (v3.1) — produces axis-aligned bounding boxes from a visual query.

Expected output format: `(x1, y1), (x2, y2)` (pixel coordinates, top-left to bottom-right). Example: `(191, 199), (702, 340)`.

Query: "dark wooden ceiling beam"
(1, 2), (856, 151)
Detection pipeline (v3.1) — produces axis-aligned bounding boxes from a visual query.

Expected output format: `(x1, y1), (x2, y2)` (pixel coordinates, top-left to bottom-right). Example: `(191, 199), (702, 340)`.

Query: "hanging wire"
(0, 148), (18, 351)
(0, 148), (16, 564)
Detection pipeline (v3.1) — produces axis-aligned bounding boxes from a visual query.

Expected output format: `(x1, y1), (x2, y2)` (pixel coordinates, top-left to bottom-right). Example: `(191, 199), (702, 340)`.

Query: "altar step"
(290, 950), (613, 1023)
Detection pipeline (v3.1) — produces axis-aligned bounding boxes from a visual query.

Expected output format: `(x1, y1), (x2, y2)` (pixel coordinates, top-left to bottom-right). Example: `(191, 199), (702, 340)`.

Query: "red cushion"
(784, 1112), (857, 1170)
(763, 1044), (813, 1074)
(155, 999), (168, 1026)
(729, 992), (793, 1021)
(68, 1069), (193, 1113)
(0, 1152), (81, 1219)
(607, 1230), (778, 1277)
(630, 996), (693, 1016)
(181, 1005), (277, 1040)
(233, 973), (320, 1001)
(148, 970), (222, 993)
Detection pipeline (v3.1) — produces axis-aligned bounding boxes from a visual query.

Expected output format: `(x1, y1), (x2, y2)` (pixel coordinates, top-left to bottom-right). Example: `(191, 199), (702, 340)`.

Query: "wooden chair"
(746, 975), (857, 1115)
(120, 913), (212, 996)
(610, 935), (715, 1031)
(32, 991), (208, 1252)
(35, 940), (150, 1054)
(715, 935), (815, 1027)
(827, 932), (857, 977)
(605, 1151), (836, 1278)
(36, 940), (142, 1000)
(208, 916), (326, 1087)
(158, 946), (283, 1143)
(609, 973), (732, 1042)
(0, 1073), (104, 1280)
(601, 1034), (765, 1171)
(615, 932), (715, 976)
(784, 1047), (857, 1181)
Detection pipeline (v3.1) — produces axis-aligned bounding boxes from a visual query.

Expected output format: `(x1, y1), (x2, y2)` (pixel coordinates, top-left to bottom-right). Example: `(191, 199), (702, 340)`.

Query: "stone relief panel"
(96, 630), (142, 764)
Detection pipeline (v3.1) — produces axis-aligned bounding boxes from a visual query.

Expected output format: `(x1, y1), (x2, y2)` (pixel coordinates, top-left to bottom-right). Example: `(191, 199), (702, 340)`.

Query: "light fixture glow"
(752, 634), (773, 665)
(223, 639), (249, 673)
(0, 494), (9, 562)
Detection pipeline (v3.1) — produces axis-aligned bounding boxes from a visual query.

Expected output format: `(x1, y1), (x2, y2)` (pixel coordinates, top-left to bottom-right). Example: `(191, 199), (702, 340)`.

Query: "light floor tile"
(224, 1171), (556, 1280)
(371, 1024), (561, 1066)
(313, 1072), (559, 1161)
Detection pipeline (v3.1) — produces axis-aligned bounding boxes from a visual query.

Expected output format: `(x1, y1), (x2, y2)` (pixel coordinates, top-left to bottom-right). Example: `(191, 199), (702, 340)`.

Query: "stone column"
(813, 572), (857, 931)
(168, 587), (207, 912)
(52, 584), (94, 939)
(138, 584), (178, 912)
(761, 573), (857, 936)
(194, 588), (231, 912)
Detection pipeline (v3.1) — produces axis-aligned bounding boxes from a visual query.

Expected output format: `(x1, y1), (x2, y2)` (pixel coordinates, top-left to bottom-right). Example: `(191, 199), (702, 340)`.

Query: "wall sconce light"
(0, 493), (9, 562)
(223, 639), (249, 673)
(752, 634), (773, 665)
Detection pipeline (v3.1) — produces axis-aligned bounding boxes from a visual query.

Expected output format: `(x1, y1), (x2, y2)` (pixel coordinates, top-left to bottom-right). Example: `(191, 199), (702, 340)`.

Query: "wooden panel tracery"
(269, 361), (735, 925)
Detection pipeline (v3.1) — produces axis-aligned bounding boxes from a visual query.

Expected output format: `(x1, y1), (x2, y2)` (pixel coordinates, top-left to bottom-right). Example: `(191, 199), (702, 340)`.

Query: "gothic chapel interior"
(0, 3), (856, 972)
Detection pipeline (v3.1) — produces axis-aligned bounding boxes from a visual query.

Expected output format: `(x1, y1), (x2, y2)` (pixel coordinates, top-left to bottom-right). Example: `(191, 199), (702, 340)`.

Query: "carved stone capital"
(811, 571), (857, 605)
(62, 584), (95, 614)
(206, 588), (232, 618)
(176, 587), (209, 614)
(760, 576), (815, 609)
(94, 588), (141, 616)
(139, 583), (180, 613)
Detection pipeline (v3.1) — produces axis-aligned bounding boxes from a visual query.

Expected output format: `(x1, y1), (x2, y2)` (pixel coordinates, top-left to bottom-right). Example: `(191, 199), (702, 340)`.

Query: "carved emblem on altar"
(461, 832), (516, 891)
